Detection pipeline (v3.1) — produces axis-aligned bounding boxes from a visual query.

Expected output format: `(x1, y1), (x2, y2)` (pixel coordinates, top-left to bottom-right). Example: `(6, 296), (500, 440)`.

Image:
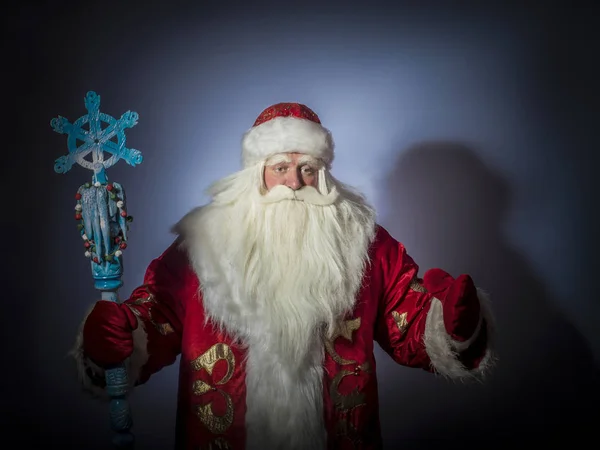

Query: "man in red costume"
(72, 103), (496, 450)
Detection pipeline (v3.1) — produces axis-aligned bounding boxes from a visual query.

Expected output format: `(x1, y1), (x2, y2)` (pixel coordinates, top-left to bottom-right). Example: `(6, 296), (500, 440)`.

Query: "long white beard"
(174, 164), (376, 449)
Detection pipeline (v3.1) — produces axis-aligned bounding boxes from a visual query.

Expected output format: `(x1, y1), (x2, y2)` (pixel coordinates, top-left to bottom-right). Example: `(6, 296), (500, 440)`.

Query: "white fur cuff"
(69, 304), (149, 400)
(241, 116), (334, 168)
(423, 288), (496, 381)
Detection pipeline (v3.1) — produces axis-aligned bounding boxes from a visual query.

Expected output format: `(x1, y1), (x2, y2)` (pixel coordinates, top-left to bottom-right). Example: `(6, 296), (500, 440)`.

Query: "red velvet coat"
(76, 225), (495, 450)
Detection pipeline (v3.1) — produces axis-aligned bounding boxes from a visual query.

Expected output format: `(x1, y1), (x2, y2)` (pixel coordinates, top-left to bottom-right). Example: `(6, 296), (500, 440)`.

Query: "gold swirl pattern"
(190, 343), (236, 435)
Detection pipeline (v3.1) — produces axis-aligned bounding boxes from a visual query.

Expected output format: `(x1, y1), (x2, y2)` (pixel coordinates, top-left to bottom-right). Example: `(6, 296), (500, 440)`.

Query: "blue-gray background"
(5, 0), (599, 447)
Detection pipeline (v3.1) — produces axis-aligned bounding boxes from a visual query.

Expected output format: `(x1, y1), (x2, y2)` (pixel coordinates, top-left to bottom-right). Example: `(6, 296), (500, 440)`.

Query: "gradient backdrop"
(5, 1), (599, 448)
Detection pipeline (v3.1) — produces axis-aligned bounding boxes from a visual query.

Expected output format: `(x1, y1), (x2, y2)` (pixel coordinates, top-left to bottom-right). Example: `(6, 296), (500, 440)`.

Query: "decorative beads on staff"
(74, 181), (133, 264)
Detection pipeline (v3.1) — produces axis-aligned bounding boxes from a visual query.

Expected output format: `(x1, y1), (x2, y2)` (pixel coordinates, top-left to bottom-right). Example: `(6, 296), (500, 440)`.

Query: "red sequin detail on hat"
(252, 103), (321, 127)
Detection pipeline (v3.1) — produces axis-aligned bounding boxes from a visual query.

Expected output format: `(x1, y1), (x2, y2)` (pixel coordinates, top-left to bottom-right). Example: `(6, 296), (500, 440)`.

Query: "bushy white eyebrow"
(264, 153), (323, 168)
(297, 154), (320, 165)
(265, 154), (292, 166)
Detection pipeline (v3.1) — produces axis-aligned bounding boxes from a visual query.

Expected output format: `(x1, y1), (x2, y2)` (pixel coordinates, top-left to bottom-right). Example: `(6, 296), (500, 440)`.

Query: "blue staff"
(51, 91), (143, 449)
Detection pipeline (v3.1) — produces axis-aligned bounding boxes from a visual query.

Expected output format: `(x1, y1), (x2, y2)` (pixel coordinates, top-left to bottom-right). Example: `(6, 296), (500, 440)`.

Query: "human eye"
(273, 165), (287, 173)
(301, 165), (315, 175)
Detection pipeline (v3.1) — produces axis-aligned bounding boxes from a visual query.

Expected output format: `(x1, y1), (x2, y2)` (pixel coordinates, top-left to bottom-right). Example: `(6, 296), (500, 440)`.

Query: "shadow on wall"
(374, 141), (599, 445)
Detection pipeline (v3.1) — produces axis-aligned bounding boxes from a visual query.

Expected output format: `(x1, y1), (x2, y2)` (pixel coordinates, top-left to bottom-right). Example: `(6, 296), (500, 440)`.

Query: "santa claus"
(72, 103), (496, 450)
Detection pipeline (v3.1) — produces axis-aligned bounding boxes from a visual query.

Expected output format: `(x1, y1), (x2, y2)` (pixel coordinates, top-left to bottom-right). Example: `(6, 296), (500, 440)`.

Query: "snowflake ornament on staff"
(51, 90), (143, 449)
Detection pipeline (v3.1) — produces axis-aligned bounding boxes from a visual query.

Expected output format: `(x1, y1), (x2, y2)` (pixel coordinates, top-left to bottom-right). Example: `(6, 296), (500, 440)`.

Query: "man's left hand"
(422, 268), (481, 343)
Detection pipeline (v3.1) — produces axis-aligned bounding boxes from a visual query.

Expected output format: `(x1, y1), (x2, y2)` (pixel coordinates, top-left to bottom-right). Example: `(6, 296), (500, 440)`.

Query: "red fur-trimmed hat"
(241, 103), (334, 168)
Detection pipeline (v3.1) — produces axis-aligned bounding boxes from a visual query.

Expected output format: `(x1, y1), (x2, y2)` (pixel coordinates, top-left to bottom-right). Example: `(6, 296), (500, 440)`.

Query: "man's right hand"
(83, 300), (139, 368)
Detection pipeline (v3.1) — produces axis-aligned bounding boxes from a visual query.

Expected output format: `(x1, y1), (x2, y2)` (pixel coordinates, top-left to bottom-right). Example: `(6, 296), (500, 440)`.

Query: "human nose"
(285, 170), (302, 190)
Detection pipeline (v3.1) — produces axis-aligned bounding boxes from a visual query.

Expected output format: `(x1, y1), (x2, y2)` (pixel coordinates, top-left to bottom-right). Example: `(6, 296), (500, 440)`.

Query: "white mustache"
(260, 184), (339, 206)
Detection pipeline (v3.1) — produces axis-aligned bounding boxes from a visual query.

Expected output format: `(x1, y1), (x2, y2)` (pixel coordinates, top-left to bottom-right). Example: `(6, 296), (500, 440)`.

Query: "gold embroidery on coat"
(324, 317), (361, 365)
(330, 371), (365, 410)
(330, 361), (371, 448)
(127, 294), (175, 335)
(330, 362), (371, 410)
(195, 393), (234, 435)
(191, 343), (235, 434)
(391, 311), (408, 334)
(323, 316), (368, 446)
(191, 343), (235, 383)
(155, 322), (175, 335)
(206, 437), (232, 450)
(335, 417), (363, 449)
(192, 379), (213, 396)
(194, 437), (232, 450)
(410, 278), (427, 293)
